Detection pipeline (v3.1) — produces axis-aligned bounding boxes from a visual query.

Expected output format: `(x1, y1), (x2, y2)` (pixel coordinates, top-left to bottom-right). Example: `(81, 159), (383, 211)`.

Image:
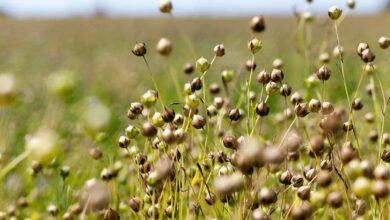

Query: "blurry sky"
(0, 0), (388, 18)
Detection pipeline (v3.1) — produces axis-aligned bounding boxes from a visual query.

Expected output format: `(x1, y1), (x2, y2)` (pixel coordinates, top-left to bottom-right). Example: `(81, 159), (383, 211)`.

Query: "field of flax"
(1, 1), (390, 219)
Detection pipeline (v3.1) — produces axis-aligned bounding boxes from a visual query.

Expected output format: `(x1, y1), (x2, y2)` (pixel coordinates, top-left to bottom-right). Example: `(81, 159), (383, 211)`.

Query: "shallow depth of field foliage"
(1, 1), (390, 219)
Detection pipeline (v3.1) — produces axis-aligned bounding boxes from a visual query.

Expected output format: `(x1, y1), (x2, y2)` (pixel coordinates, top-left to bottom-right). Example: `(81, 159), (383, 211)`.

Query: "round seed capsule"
(131, 42), (147, 57)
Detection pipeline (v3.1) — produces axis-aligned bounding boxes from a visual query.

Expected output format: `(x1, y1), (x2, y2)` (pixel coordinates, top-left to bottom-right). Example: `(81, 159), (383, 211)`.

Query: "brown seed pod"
(303, 168), (317, 181)
(317, 171), (332, 187)
(273, 58), (283, 69)
(256, 102), (270, 117)
(369, 130), (379, 142)
(357, 42), (369, 56)
(298, 185), (311, 200)
(361, 48), (375, 63)
(103, 208), (119, 220)
(374, 164), (390, 180)
(209, 83), (220, 94)
(258, 188), (277, 205)
(280, 170), (292, 185)
(131, 42), (147, 57)
(161, 128), (176, 143)
(308, 99), (321, 113)
(146, 205), (159, 219)
(340, 141), (357, 164)
(372, 180), (390, 199)
(173, 114), (184, 126)
(162, 107), (175, 123)
(192, 114), (206, 129)
(320, 101), (334, 115)
(292, 175), (304, 187)
(309, 135), (324, 155)
(228, 108), (241, 121)
(183, 63), (194, 74)
(159, 0), (173, 13)
(295, 103), (309, 117)
(142, 122), (158, 138)
(89, 147), (103, 160)
(129, 102), (144, 115)
(327, 191), (343, 208)
(343, 121), (353, 132)
(320, 159), (333, 171)
(222, 135), (239, 150)
(316, 65), (331, 81)
(31, 160), (43, 173)
(250, 16), (266, 32)
(381, 149), (390, 163)
(291, 203), (313, 220)
(190, 77), (203, 92)
(257, 70), (271, 84)
(270, 69), (284, 82)
(245, 59), (257, 71)
(279, 84), (292, 97)
(291, 92), (303, 105)
(355, 199), (366, 216)
(214, 44), (225, 57)
(214, 97), (225, 109)
(352, 98), (363, 110)
(118, 136), (130, 148)
(378, 36), (390, 49)
(127, 197), (143, 212)
(319, 52), (331, 63)
(252, 209), (271, 220)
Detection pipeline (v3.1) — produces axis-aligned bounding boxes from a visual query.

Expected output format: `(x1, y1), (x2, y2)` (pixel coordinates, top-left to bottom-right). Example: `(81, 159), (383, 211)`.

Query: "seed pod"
(250, 16), (266, 32)
(183, 63), (194, 74)
(173, 114), (184, 126)
(159, 0), (172, 13)
(131, 42), (147, 56)
(381, 149), (390, 163)
(191, 77), (203, 92)
(272, 58), (283, 69)
(196, 57), (210, 73)
(118, 136), (130, 148)
(214, 97), (225, 109)
(319, 52), (331, 63)
(308, 99), (321, 113)
(343, 121), (353, 132)
(256, 102), (269, 117)
(127, 111), (136, 120)
(156, 38), (172, 56)
(127, 197), (142, 212)
(245, 59), (257, 71)
(291, 203), (313, 220)
(214, 44), (225, 57)
(221, 70), (234, 83)
(129, 102), (144, 114)
(295, 103), (309, 117)
(228, 108), (241, 121)
(378, 36), (390, 49)
(320, 159), (333, 171)
(104, 208), (119, 220)
(292, 175), (304, 187)
(369, 130), (379, 142)
(265, 81), (278, 95)
(147, 205), (159, 219)
(317, 171), (332, 187)
(249, 91), (256, 101)
(252, 209), (271, 220)
(141, 90), (158, 107)
(257, 70), (270, 84)
(161, 128), (176, 143)
(248, 38), (263, 54)
(62, 212), (72, 220)
(351, 98), (363, 111)
(258, 188), (277, 205)
(222, 135), (239, 150)
(47, 204), (59, 216)
(280, 170), (292, 185)
(347, 0), (356, 9)
(316, 65), (331, 81)
(333, 46), (344, 58)
(141, 122), (157, 138)
(298, 186), (311, 200)
(304, 168), (317, 181)
(374, 164), (390, 180)
(174, 129), (185, 144)
(328, 6), (342, 20)
(353, 177), (372, 198)
(327, 192), (343, 208)
(291, 92), (303, 105)
(207, 105), (218, 117)
(270, 69), (284, 82)
(209, 83), (220, 94)
(340, 142), (357, 164)
(17, 197), (28, 208)
(31, 160), (43, 173)
(361, 48), (375, 63)
(192, 114), (206, 129)
(364, 63), (375, 75)
(357, 42), (369, 56)
(309, 135), (324, 154)
(373, 180), (390, 199)
(320, 101), (334, 115)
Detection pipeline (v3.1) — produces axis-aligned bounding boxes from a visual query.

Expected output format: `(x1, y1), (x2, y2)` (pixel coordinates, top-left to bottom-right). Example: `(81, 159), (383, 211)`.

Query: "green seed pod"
(184, 82), (192, 95)
(364, 63), (375, 75)
(185, 94), (200, 108)
(140, 90), (158, 107)
(125, 125), (140, 139)
(221, 70), (234, 83)
(248, 38), (263, 54)
(196, 57), (210, 73)
(151, 112), (165, 127)
(353, 177), (372, 198)
(328, 6), (342, 20)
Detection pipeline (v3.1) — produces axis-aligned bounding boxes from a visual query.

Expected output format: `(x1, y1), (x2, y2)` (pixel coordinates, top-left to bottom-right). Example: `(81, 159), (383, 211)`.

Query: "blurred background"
(0, 0), (389, 18)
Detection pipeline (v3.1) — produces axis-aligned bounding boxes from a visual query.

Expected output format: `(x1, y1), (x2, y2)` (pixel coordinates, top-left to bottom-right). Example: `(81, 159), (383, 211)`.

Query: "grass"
(0, 10), (390, 219)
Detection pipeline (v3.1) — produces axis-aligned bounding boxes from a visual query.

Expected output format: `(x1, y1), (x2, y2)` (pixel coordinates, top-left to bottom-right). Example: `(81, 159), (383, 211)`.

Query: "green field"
(1, 11), (390, 219)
